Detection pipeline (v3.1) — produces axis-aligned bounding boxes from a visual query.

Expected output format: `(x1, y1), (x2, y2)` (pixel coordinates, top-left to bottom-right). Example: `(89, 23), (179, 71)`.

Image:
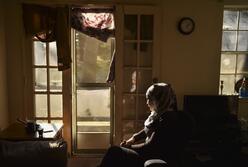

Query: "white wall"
(0, 1), (9, 130)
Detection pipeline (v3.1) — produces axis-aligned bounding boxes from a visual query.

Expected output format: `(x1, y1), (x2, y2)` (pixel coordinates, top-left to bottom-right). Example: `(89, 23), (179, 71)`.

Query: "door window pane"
(34, 41), (46, 66)
(51, 120), (63, 124)
(137, 121), (144, 132)
(137, 95), (149, 120)
(76, 87), (111, 149)
(124, 43), (137, 66)
(35, 95), (48, 117)
(76, 32), (113, 83)
(222, 31), (237, 51)
(124, 15), (137, 40)
(50, 95), (63, 118)
(35, 68), (47, 92)
(49, 69), (62, 92)
(77, 87), (110, 124)
(239, 10), (248, 30)
(49, 42), (58, 66)
(123, 69), (137, 93)
(122, 121), (135, 140)
(220, 54), (236, 73)
(137, 69), (152, 93)
(139, 43), (153, 67)
(140, 15), (153, 40)
(223, 10), (238, 30)
(123, 95), (136, 119)
(36, 120), (48, 123)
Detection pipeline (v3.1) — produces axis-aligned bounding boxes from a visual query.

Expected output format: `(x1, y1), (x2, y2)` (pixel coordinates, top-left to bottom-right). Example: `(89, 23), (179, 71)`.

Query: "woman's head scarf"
(146, 83), (178, 115)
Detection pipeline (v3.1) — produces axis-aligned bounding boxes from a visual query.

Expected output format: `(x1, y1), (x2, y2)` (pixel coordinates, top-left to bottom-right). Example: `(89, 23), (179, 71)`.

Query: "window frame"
(219, 8), (248, 95)
(32, 39), (64, 123)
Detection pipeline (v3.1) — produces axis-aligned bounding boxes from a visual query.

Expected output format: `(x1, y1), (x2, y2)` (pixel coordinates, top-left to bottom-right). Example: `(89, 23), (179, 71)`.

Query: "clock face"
(178, 17), (195, 35)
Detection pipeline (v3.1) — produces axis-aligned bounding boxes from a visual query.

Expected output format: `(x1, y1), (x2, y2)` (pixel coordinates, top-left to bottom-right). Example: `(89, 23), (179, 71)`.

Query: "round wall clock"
(178, 17), (195, 35)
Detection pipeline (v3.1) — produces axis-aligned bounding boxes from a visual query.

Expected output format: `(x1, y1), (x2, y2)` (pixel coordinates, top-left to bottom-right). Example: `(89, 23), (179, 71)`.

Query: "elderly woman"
(98, 83), (192, 167)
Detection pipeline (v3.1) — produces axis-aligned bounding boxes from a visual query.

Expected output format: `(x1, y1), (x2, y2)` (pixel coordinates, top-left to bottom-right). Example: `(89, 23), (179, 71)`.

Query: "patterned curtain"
(71, 7), (115, 83)
(22, 4), (71, 71)
(71, 7), (115, 42)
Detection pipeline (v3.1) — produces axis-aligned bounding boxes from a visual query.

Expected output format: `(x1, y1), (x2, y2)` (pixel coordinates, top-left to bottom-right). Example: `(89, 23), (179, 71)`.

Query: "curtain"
(71, 7), (115, 83)
(71, 7), (115, 42)
(22, 4), (71, 71)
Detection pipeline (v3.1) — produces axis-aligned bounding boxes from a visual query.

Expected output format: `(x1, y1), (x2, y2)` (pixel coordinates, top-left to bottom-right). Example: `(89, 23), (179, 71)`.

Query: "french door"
(114, 5), (160, 144)
(71, 5), (160, 154)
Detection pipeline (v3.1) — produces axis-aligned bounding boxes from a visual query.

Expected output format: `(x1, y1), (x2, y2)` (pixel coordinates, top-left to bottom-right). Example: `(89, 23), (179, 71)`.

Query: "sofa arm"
(0, 140), (68, 167)
(144, 159), (167, 167)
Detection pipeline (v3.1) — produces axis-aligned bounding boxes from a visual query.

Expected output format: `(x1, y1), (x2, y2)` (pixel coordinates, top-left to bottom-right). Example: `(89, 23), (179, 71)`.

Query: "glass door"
(72, 30), (115, 154)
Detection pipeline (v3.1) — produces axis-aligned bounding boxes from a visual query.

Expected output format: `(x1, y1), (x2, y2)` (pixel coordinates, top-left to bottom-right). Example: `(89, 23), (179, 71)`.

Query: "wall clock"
(178, 17), (195, 35)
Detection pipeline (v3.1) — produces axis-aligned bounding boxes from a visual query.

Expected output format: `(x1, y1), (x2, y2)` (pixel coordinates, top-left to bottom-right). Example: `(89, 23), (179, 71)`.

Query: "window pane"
(76, 32), (113, 83)
(140, 15), (153, 40)
(237, 31), (248, 51)
(137, 69), (152, 93)
(237, 54), (248, 73)
(139, 43), (153, 67)
(51, 120), (63, 124)
(76, 87), (111, 149)
(34, 41), (46, 65)
(239, 10), (248, 30)
(220, 53), (236, 74)
(222, 31), (237, 51)
(49, 42), (58, 66)
(137, 95), (149, 120)
(223, 10), (238, 30)
(219, 75), (236, 95)
(36, 120), (48, 123)
(49, 69), (62, 92)
(35, 68), (47, 92)
(123, 94), (136, 119)
(124, 15), (137, 40)
(35, 94), (48, 117)
(50, 95), (63, 118)
(77, 87), (110, 122)
(236, 74), (248, 93)
(124, 43), (137, 66)
(123, 69), (137, 93)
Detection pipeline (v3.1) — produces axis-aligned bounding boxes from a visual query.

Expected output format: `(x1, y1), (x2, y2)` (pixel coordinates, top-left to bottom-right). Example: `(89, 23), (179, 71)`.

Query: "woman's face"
(146, 98), (156, 112)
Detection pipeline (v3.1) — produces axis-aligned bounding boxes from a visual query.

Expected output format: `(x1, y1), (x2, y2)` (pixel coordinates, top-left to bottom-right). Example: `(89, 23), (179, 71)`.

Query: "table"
(0, 122), (63, 141)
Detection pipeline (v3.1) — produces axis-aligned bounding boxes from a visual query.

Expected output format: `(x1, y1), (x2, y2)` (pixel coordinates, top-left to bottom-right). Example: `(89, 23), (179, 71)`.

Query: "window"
(219, 9), (248, 95)
(33, 40), (63, 123)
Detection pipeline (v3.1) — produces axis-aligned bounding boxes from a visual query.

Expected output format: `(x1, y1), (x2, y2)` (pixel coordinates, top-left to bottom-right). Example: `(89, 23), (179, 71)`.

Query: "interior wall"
(160, 0), (224, 109)
(0, 1), (9, 130)
(3, 0), (248, 122)
(4, 0), (25, 123)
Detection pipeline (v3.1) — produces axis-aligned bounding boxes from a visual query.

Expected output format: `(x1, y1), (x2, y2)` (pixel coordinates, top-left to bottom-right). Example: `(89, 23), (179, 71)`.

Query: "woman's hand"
(120, 137), (135, 148)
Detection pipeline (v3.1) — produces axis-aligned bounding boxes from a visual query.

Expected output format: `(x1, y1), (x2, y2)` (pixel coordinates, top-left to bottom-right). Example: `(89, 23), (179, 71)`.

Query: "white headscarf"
(144, 83), (178, 137)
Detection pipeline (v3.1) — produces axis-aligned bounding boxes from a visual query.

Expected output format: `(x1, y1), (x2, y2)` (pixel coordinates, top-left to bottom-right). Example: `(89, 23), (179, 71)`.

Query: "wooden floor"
(68, 156), (102, 167)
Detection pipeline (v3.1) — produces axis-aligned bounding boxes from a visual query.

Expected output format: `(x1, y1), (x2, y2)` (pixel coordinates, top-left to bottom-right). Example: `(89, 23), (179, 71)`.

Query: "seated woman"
(98, 83), (193, 167)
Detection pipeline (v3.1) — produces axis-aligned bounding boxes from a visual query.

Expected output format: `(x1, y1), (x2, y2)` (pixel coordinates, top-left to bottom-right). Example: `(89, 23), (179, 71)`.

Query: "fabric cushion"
(0, 140), (67, 167)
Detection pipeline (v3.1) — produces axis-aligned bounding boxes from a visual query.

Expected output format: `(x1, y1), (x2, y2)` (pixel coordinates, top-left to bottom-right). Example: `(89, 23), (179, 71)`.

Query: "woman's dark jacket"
(131, 111), (193, 162)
